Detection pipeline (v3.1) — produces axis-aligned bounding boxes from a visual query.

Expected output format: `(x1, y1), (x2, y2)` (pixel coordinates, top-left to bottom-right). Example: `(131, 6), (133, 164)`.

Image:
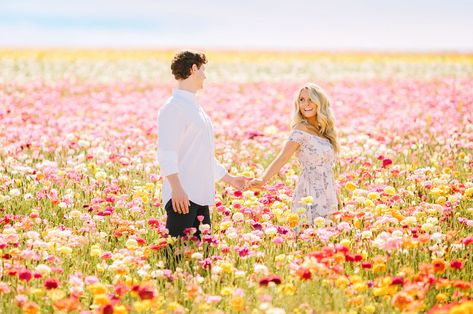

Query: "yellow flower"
(345, 181), (356, 191)
(384, 186), (396, 196)
(299, 196), (314, 205)
(354, 282), (368, 293)
(219, 221), (233, 231)
(126, 238), (138, 250)
(340, 239), (351, 248)
(373, 287), (387, 297)
(133, 300), (151, 312)
(288, 213), (299, 227)
(167, 302), (183, 311)
(313, 216), (325, 227)
(57, 246), (72, 255)
(435, 293), (447, 303)
(221, 262), (234, 274)
(368, 192), (380, 200)
(435, 196), (447, 205)
(363, 305), (376, 314)
(230, 296), (245, 312)
(221, 287), (233, 296)
(450, 302), (473, 314)
(113, 305), (128, 314)
(464, 187), (473, 198)
(94, 294), (110, 306)
(88, 283), (107, 295)
(373, 263), (386, 273)
(278, 283), (296, 296)
(47, 289), (66, 301)
(90, 245), (101, 257)
(335, 277), (350, 288)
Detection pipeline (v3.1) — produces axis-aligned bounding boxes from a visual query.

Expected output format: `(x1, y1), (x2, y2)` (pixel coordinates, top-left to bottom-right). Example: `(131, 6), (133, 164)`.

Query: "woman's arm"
(249, 140), (300, 188)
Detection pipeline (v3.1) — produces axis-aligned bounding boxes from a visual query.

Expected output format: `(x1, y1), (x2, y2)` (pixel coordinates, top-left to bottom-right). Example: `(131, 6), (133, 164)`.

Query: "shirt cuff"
(213, 160), (227, 181)
(158, 150), (179, 177)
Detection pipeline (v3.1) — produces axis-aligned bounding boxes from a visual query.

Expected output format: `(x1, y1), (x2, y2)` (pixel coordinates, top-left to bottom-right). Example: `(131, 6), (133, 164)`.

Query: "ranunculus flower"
(44, 278), (59, 290)
(19, 269), (32, 282)
(450, 259), (464, 270)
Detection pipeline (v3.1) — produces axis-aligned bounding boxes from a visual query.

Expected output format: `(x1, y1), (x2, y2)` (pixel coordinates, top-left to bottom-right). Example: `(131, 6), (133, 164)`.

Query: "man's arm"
(157, 105), (190, 214)
(213, 157), (249, 190)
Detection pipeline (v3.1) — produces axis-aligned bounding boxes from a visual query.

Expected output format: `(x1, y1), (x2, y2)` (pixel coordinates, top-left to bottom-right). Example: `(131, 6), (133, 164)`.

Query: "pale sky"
(0, 0), (472, 51)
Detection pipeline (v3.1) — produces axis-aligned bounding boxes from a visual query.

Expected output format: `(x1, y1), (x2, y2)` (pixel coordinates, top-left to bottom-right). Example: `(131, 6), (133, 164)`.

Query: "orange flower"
(452, 280), (472, 291)
(392, 292), (414, 311)
(432, 258), (446, 273)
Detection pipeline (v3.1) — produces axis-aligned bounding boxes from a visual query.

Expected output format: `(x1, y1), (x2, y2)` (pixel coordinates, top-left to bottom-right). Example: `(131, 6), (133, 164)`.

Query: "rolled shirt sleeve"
(213, 157), (227, 181)
(157, 105), (185, 177)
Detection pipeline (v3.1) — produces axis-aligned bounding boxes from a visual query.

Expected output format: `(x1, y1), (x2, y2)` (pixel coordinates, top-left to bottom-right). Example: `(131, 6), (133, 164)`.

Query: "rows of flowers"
(0, 51), (472, 313)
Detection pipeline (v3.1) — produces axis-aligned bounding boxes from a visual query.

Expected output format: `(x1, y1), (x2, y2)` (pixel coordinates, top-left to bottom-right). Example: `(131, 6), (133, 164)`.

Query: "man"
(158, 50), (248, 239)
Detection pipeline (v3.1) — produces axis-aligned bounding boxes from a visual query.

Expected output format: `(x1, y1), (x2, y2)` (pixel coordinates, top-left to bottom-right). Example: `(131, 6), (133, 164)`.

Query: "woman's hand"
(245, 178), (265, 190)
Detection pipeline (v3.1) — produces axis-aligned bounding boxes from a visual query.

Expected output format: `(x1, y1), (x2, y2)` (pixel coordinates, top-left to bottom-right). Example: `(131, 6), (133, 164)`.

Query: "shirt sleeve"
(213, 157), (227, 181)
(157, 104), (185, 177)
(287, 130), (306, 146)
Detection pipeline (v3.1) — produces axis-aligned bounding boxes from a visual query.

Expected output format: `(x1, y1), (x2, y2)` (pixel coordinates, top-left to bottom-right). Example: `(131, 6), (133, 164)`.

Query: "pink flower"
(463, 236), (473, 247)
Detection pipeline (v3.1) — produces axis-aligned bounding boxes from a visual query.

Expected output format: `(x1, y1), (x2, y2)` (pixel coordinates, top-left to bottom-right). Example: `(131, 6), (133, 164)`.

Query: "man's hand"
(171, 185), (190, 214)
(166, 174), (190, 214)
(230, 176), (251, 190)
(245, 178), (265, 190)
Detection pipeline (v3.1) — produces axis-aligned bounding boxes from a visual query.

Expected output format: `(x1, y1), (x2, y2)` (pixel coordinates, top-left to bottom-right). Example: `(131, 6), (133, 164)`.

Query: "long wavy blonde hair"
(291, 83), (340, 153)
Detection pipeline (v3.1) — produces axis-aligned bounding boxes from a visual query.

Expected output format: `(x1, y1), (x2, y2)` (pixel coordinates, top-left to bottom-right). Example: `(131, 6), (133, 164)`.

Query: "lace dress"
(287, 129), (338, 224)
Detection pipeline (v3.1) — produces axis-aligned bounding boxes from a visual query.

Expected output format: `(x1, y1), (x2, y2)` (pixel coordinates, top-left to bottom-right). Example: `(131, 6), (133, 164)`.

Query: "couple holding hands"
(158, 50), (341, 239)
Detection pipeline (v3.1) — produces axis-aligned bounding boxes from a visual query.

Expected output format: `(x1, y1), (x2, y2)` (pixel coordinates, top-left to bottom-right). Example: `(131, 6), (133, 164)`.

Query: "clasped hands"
(227, 175), (266, 191)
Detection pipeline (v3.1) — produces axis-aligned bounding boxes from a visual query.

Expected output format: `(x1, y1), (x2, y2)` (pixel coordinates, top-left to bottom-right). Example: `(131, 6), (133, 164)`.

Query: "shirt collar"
(173, 88), (198, 104)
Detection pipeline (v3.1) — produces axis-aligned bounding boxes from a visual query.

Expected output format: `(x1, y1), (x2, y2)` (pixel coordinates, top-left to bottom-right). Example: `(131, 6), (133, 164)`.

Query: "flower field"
(0, 49), (472, 313)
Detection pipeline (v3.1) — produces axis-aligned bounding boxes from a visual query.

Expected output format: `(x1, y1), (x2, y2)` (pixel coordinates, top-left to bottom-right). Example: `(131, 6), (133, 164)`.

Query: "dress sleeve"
(287, 130), (306, 146)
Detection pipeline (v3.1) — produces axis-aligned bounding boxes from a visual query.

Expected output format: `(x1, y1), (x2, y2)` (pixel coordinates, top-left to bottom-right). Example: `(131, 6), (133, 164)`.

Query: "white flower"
(431, 232), (444, 243)
(361, 230), (373, 239)
(35, 264), (51, 276)
(264, 226), (277, 236)
(191, 252), (203, 260)
(254, 263), (268, 275)
(9, 189), (21, 196)
(199, 224), (211, 233)
(392, 230), (403, 238)
(232, 212), (244, 222)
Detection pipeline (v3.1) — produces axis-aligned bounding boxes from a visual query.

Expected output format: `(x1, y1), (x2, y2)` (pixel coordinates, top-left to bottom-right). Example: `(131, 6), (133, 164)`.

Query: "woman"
(247, 83), (341, 225)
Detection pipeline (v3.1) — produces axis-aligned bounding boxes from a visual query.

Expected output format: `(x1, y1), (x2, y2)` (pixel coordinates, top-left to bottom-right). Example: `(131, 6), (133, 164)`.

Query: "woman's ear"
(191, 64), (198, 74)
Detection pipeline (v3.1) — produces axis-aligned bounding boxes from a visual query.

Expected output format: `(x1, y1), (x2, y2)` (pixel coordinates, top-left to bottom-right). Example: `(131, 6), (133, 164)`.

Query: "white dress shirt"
(158, 89), (227, 206)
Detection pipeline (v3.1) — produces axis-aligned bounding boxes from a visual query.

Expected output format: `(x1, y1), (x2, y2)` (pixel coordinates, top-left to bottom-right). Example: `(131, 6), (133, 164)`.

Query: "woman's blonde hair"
(291, 83), (340, 153)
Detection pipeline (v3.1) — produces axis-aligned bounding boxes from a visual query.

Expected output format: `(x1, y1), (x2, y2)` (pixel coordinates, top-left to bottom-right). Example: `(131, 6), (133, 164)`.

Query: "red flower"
(450, 259), (464, 270)
(382, 158), (393, 168)
(233, 190), (243, 197)
(102, 304), (113, 314)
(19, 269), (32, 282)
(44, 278), (59, 289)
(259, 274), (282, 286)
(296, 267), (311, 280)
(138, 286), (155, 300)
(362, 262), (372, 269)
(391, 276), (404, 285)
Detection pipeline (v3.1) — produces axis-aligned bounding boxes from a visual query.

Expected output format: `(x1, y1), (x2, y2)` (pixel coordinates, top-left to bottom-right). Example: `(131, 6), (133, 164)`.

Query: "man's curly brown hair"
(171, 50), (207, 80)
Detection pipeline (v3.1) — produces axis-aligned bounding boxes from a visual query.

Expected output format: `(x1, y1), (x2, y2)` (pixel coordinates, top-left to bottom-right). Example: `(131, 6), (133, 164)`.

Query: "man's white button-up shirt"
(158, 89), (227, 206)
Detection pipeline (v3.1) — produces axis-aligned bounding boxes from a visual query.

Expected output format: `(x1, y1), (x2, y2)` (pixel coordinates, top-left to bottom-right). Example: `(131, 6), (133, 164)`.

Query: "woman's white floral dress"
(288, 129), (338, 224)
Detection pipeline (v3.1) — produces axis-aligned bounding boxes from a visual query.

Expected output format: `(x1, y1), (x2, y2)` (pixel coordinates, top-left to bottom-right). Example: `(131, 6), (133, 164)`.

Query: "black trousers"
(165, 199), (211, 239)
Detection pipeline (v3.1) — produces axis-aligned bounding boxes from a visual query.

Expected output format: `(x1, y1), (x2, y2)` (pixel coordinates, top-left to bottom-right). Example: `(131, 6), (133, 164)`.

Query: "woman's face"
(298, 88), (317, 119)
